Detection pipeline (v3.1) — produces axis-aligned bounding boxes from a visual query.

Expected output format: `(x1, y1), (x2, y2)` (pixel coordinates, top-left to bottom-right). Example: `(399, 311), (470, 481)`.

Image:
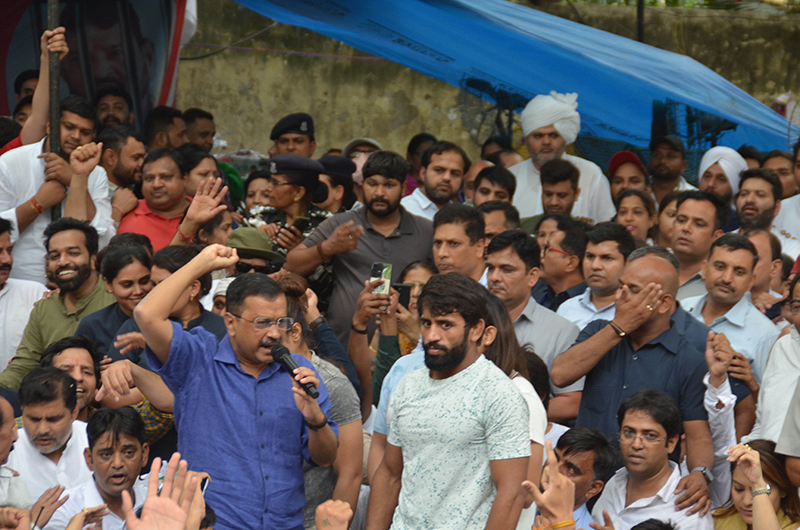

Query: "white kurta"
(509, 154), (616, 223)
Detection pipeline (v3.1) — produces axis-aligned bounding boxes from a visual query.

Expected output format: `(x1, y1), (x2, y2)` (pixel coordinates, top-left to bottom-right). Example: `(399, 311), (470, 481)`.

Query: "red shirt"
(117, 199), (190, 251)
(0, 134), (23, 156)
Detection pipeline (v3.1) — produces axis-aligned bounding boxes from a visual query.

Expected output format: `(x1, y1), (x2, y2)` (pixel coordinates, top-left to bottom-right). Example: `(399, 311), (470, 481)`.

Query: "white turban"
(697, 146), (748, 196)
(520, 91), (581, 144)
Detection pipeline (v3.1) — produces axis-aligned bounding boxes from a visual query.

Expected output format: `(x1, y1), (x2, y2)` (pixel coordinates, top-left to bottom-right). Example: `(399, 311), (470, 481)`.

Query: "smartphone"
(290, 216), (312, 233)
(393, 283), (411, 309)
(764, 297), (786, 320)
(370, 262), (392, 295)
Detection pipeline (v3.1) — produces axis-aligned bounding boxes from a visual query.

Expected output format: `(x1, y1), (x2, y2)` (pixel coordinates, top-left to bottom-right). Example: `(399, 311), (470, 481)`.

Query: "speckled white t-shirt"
(387, 355), (531, 530)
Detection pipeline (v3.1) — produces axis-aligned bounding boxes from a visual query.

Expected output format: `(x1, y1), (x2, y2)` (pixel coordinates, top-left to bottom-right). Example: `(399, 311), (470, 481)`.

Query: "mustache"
(260, 337), (279, 349)
(423, 341), (449, 353)
(0, 265), (10, 272)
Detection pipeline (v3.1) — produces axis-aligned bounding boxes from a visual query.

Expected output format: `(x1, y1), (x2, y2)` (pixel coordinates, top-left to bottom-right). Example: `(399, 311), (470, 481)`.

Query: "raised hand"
(122, 454), (198, 530)
(523, 440), (575, 524)
(35, 180), (67, 210)
(112, 188), (139, 219)
(181, 178), (229, 235)
(705, 331), (733, 387)
(727, 444), (764, 487)
(70, 142), (103, 178)
(315, 500), (353, 530)
(41, 27), (69, 62)
(31, 485), (68, 529)
(197, 244), (239, 274)
(589, 510), (615, 530)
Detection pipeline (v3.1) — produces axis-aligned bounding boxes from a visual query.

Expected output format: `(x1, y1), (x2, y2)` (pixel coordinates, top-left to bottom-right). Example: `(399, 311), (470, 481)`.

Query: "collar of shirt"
(610, 460), (682, 508)
(686, 293), (751, 328)
(212, 335), (282, 380)
(518, 296), (543, 324)
(57, 277), (108, 316)
(358, 204), (416, 237)
(130, 197), (192, 220)
(555, 282), (587, 304)
(578, 287), (614, 313)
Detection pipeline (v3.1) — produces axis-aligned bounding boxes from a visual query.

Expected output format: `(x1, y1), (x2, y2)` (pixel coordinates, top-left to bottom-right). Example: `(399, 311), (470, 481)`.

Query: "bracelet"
(369, 346), (377, 354)
(552, 520), (576, 529)
(112, 204), (124, 216)
(608, 321), (627, 338)
(316, 242), (329, 262)
(176, 226), (195, 244)
(29, 197), (45, 215)
(306, 413), (328, 431)
(308, 315), (326, 330)
(351, 323), (368, 335)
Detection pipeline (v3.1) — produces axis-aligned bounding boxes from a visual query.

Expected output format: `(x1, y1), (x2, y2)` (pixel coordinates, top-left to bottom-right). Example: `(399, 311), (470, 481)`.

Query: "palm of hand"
(127, 496), (187, 530)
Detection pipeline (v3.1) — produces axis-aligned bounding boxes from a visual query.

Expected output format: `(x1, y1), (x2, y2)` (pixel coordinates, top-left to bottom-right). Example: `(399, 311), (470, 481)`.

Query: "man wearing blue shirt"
(681, 234), (780, 390)
(552, 247), (715, 516)
(134, 244), (338, 530)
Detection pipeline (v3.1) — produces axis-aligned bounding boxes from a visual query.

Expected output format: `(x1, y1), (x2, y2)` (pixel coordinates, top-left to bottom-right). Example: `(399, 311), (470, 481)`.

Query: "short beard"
(113, 160), (137, 188)
(51, 263), (93, 293)
(738, 206), (774, 231)
(422, 182), (457, 206)
(423, 335), (468, 372)
(366, 197), (400, 217)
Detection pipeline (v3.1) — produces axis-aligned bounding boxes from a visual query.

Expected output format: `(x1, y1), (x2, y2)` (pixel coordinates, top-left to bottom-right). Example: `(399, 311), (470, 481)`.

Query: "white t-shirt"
(512, 374), (547, 530)
(387, 355), (531, 530)
(0, 139), (115, 284)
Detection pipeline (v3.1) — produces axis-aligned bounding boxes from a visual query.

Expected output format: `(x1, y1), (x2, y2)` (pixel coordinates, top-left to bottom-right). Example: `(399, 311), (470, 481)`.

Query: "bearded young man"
(366, 273), (530, 530)
(286, 151), (434, 347)
(0, 219), (114, 390)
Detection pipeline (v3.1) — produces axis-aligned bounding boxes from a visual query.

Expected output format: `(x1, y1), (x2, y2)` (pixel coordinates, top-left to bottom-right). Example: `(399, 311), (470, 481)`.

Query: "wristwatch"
(691, 466), (714, 484)
(751, 484), (771, 497)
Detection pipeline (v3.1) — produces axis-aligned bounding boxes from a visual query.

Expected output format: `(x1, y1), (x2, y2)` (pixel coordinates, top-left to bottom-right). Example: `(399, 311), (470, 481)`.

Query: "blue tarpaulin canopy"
(234, 0), (798, 163)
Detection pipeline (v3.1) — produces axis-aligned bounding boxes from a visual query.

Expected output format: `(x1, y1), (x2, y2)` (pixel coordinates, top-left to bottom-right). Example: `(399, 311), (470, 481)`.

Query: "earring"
(293, 197), (300, 202)
(189, 294), (195, 302)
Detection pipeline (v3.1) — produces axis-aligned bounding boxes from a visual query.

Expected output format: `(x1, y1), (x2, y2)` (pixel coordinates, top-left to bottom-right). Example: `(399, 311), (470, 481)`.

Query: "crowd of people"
(1, 25), (800, 530)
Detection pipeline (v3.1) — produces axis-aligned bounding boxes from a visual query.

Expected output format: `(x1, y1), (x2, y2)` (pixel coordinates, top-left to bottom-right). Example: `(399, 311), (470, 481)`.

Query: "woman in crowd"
(607, 150), (649, 204)
(108, 246), (227, 364)
(655, 191), (683, 248)
(481, 293), (546, 530)
(368, 261), (437, 358)
(279, 275), (363, 529)
(616, 189), (657, 245)
(241, 170), (271, 215)
(714, 440), (800, 530)
(178, 143), (221, 197)
(195, 210), (233, 248)
(243, 162), (331, 255)
(74, 242), (153, 359)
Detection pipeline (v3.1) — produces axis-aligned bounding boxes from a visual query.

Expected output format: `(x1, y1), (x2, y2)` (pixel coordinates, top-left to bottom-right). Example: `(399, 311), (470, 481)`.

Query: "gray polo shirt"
(514, 297), (582, 395)
(304, 206), (434, 347)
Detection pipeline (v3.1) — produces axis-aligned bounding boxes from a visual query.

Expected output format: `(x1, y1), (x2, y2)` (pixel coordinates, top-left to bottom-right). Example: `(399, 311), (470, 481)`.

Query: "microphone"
(272, 343), (320, 399)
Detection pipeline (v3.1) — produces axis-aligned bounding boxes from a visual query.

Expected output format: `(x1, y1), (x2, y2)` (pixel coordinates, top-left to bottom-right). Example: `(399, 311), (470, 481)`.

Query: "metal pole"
(48, 0), (61, 221)
(637, 0), (645, 43)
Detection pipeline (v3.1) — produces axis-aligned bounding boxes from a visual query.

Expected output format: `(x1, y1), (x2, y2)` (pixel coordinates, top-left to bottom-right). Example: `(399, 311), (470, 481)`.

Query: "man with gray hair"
(509, 91), (615, 223)
(551, 246), (715, 515)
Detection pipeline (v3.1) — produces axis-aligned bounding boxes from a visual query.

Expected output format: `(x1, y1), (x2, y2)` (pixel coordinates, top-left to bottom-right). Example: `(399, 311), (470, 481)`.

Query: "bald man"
(552, 247), (715, 514)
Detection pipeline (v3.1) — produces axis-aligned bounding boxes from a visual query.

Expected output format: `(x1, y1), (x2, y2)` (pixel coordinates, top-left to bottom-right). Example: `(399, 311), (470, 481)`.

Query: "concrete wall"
(175, 0), (799, 159)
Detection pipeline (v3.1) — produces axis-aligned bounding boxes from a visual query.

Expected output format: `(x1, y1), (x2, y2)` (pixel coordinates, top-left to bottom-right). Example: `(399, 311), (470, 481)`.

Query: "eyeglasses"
(542, 243), (572, 258)
(788, 300), (800, 315)
(235, 262), (281, 275)
(267, 178), (295, 188)
(618, 428), (668, 445)
(230, 314), (294, 331)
